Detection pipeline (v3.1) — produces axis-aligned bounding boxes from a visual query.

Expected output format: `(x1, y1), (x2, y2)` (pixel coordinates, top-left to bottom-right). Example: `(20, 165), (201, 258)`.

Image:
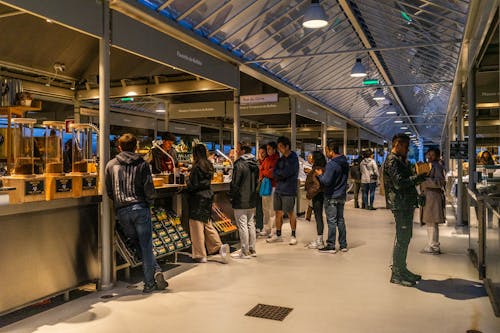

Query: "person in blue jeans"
(105, 133), (168, 293)
(360, 149), (379, 210)
(316, 140), (350, 254)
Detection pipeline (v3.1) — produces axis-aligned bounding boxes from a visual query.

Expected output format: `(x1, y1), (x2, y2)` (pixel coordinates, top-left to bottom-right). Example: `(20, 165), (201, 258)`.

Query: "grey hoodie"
(229, 153), (259, 209)
(105, 151), (155, 209)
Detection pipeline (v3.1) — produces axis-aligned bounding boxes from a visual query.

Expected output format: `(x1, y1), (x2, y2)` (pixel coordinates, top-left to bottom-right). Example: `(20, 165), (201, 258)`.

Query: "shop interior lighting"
(350, 58), (367, 78)
(126, 91), (137, 97)
(373, 88), (385, 100)
(70, 82), (76, 91)
(362, 79), (380, 86)
(46, 19), (53, 23)
(302, 0), (328, 29)
(155, 102), (166, 113)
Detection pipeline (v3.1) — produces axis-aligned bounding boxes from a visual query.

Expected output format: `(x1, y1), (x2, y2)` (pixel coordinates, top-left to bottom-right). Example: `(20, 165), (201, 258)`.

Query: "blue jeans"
(362, 182), (376, 208)
(324, 197), (347, 249)
(116, 203), (158, 287)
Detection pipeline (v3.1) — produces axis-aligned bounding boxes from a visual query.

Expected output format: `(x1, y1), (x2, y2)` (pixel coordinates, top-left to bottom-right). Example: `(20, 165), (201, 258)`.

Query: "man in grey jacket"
(229, 142), (259, 259)
(105, 133), (168, 293)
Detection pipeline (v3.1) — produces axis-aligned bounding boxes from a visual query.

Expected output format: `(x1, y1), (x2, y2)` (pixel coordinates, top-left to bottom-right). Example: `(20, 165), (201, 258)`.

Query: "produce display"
(116, 207), (191, 266)
(212, 204), (237, 234)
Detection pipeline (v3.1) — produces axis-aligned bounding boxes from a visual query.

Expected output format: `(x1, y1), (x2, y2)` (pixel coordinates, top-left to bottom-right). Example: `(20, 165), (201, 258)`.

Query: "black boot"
(390, 269), (416, 287)
(403, 267), (421, 281)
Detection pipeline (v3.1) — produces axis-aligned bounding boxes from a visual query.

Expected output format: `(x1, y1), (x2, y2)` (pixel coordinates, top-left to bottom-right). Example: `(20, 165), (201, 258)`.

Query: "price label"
(25, 180), (44, 195)
(56, 179), (72, 192)
(82, 176), (97, 190)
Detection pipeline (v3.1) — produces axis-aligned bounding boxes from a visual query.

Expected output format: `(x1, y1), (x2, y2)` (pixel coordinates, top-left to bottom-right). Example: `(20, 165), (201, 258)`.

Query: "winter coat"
(229, 153), (260, 209)
(318, 155), (350, 200)
(305, 166), (324, 200)
(259, 153), (279, 187)
(350, 158), (362, 183)
(186, 163), (214, 222)
(383, 152), (426, 211)
(273, 151), (299, 196)
(420, 161), (446, 225)
(149, 146), (178, 174)
(105, 151), (155, 209)
(360, 158), (379, 184)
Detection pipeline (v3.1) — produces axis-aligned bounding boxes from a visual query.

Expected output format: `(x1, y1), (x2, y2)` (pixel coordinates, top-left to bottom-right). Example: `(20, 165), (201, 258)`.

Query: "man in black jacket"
(105, 133), (168, 293)
(229, 142), (259, 259)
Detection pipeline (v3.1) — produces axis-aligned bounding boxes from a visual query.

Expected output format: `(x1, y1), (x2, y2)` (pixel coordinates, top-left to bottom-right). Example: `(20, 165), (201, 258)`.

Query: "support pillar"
(218, 126), (224, 151)
(74, 99), (81, 123)
(99, 0), (112, 290)
(255, 129), (260, 152)
(321, 123), (327, 151)
(357, 129), (361, 156)
(343, 129), (347, 155)
(233, 89), (240, 148)
(456, 85), (464, 227)
(291, 98), (297, 152)
(164, 101), (170, 132)
(467, 67), (477, 191)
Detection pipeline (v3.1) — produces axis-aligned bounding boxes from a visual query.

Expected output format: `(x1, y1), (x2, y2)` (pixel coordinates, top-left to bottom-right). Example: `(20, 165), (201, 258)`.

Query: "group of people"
(104, 131), (449, 291)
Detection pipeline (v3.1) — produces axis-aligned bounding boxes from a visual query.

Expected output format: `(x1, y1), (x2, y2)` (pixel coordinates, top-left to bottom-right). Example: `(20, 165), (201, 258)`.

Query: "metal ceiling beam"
(0, 10), (24, 18)
(157, 0), (175, 12)
(207, 0), (261, 39)
(338, 0), (420, 138)
(77, 79), (228, 100)
(418, 0), (468, 17)
(177, 0), (206, 21)
(193, 0), (233, 30)
(394, 0), (465, 26)
(303, 80), (453, 92)
(245, 40), (461, 63)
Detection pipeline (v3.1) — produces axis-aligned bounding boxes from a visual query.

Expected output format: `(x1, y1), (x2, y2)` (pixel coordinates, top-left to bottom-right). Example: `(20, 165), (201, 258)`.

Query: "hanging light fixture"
(302, 0), (328, 29)
(156, 102), (166, 113)
(373, 88), (385, 100)
(350, 58), (367, 77)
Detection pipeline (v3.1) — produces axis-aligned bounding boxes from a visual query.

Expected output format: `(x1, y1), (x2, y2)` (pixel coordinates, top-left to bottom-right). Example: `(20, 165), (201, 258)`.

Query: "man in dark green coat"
(383, 134), (427, 287)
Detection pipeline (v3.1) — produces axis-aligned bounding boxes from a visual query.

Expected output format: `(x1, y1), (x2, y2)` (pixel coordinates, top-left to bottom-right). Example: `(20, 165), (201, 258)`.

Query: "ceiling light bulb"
(400, 126), (408, 130)
(302, 0), (328, 29)
(386, 111), (397, 115)
(394, 120), (403, 124)
(350, 58), (367, 78)
(373, 88), (385, 100)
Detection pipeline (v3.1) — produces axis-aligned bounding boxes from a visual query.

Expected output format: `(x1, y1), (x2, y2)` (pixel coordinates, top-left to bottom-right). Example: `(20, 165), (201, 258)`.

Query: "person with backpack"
(229, 142), (260, 258)
(259, 141), (279, 238)
(360, 149), (379, 210)
(305, 151), (327, 249)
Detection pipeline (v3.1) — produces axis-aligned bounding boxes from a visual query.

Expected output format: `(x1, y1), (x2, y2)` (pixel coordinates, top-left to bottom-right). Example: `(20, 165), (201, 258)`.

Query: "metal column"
(233, 89), (240, 148)
(321, 123), (327, 151)
(343, 130), (348, 155)
(99, 0), (112, 290)
(74, 99), (81, 123)
(291, 97), (297, 152)
(255, 129), (260, 152)
(164, 101), (170, 132)
(218, 126), (224, 151)
(357, 129), (361, 155)
(467, 67), (477, 191)
(456, 85), (464, 227)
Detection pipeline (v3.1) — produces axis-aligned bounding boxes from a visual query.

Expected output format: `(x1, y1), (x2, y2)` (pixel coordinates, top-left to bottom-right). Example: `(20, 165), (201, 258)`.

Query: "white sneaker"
(219, 244), (230, 263)
(259, 230), (269, 237)
(307, 238), (324, 249)
(289, 237), (297, 246)
(266, 235), (283, 243)
(231, 250), (251, 259)
(249, 249), (257, 257)
(194, 257), (207, 263)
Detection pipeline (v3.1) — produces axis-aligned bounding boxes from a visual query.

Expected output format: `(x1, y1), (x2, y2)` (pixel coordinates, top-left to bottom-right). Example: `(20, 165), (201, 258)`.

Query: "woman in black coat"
(186, 144), (229, 263)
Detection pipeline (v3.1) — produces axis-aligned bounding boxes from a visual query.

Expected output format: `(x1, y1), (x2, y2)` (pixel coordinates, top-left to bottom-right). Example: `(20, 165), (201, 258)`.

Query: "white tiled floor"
(3, 198), (500, 333)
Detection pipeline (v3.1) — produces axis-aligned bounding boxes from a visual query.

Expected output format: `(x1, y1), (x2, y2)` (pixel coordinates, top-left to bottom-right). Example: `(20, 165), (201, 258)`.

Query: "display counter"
(0, 196), (101, 315)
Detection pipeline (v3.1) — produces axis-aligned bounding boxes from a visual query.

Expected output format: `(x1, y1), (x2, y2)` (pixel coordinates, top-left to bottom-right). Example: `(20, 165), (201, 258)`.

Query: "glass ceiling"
(136, 0), (469, 142)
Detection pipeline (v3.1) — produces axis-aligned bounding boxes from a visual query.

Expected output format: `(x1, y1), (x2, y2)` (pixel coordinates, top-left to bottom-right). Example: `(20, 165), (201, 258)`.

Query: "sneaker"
(249, 249), (257, 257)
(259, 230), (270, 237)
(318, 246), (337, 254)
(306, 239), (320, 249)
(154, 272), (168, 290)
(231, 250), (251, 259)
(403, 268), (422, 282)
(219, 244), (230, 263)
(289, 237), (298, 245)
(422, 246), (441, 255)
(340, 248), (348, 252)
(266, 235), (283, 243)
(143, 283), (156, 294)
(194, 257), (207, 263)
(390, 272), (417, 287)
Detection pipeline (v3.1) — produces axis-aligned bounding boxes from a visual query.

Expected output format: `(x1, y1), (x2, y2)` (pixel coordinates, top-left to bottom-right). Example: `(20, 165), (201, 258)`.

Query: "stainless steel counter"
(0, 196), (101, 315)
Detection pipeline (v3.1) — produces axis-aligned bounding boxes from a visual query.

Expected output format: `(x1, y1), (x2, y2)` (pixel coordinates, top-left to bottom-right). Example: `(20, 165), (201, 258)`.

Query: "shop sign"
(296, 99), (326, 123)
(25, 180), (44, 195)
(82, 176), (97, 190)
(168, 123), (201, 136)
(80, 108), (99, 117)
(169, 102), (225, 119)
(109, 112), (156, 130)
(327, 113), (347, 129)
(227, 98), (290, 116)
(56, 179), (72, 193)
(476, 71), (499, 106)
(112, 12), (239, 89)
(240, 94), (278, 105)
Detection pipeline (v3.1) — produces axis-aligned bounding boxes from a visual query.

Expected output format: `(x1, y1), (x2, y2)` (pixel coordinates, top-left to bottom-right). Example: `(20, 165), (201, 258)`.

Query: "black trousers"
(255, 194), (263, 230)
(392, 208), (414, 272)
(312, 193), (324, 235)
(353, 182), (361, 205)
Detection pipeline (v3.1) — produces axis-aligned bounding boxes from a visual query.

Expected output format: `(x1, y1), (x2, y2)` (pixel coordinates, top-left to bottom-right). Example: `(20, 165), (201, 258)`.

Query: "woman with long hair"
(305, 151), (327, 249)
(186, 144), (229, 263)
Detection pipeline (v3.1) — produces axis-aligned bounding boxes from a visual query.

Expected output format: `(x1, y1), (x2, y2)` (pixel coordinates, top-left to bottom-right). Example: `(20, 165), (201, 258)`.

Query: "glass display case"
(11, 118), (37, 176)
(43, 121), (65, 175)
(71, 124), (96, 174)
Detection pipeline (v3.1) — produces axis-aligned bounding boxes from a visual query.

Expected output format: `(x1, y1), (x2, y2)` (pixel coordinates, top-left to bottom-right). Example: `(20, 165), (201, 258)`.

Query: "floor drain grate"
(245, 304), (293, 321)
(466, 331), (482, 333)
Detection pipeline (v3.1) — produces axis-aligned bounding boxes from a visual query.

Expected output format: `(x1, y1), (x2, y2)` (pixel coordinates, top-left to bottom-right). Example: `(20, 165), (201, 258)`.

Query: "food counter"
(0, 196), (101, 315)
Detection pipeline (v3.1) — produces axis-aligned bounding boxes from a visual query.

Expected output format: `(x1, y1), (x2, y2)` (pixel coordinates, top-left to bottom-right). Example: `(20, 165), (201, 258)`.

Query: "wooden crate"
(73, 175), (99, 197)
(3, 175), (46, 204)
(45, 175), (74, 200)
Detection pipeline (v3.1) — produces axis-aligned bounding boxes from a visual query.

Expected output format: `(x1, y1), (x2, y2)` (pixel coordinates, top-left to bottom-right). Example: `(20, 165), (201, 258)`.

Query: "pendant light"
(373, 88), (385, 100)
(302, 0), (328, 29)
(350, 58), (367, 77)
